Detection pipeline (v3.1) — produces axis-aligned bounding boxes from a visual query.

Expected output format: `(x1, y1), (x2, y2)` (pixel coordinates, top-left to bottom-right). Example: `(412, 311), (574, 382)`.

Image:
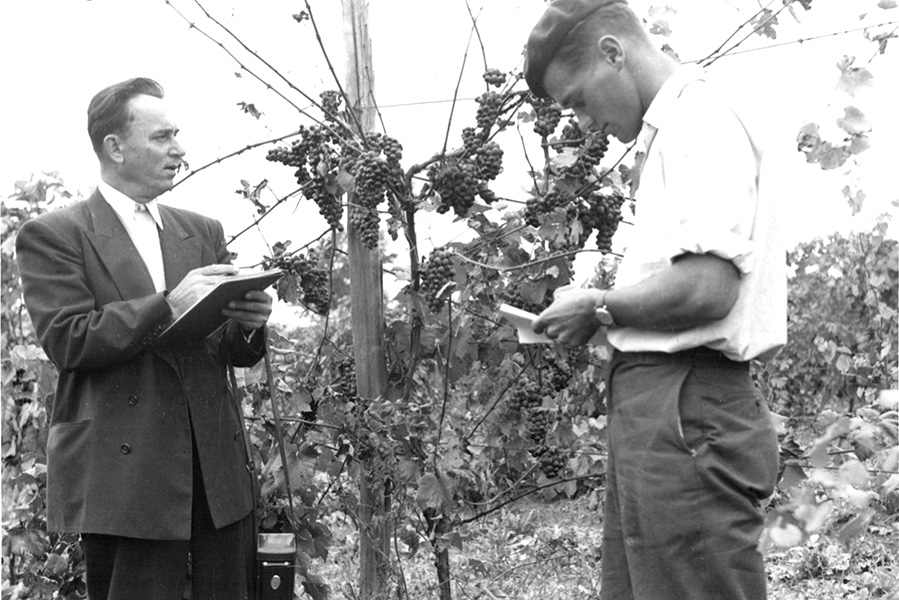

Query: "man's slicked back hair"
(554, 3), (651, 74)
(87, 77), (164, 154)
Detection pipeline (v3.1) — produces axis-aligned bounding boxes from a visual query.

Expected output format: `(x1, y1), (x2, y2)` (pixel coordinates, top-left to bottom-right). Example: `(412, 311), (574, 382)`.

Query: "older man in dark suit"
(16, 77), (272, 600)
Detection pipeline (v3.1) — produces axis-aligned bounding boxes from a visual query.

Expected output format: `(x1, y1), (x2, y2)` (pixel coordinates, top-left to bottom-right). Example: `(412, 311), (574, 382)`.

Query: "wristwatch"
(594, 291), (616, 328)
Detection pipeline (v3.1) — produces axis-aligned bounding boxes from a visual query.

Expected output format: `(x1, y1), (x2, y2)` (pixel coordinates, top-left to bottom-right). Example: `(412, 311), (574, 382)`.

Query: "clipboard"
(154, 269), (284, 347)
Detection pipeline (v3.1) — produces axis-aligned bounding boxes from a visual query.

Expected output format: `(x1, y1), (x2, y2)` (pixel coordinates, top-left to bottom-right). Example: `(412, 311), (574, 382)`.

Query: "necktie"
(133, 203), (166, 292)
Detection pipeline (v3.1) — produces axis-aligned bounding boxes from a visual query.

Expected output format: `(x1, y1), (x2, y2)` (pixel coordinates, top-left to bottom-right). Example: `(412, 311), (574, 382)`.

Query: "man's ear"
(102, 134), (125, 164)
(597, 35), (625, 68)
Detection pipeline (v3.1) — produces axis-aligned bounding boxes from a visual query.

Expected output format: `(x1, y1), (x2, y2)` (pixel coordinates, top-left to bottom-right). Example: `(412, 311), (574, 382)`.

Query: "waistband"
(612, 347), (749, 370)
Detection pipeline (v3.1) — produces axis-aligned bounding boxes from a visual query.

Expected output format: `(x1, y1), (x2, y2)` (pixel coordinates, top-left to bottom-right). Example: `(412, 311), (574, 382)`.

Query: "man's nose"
(171, 138), (186, 157)
(574, 110), (594, 131)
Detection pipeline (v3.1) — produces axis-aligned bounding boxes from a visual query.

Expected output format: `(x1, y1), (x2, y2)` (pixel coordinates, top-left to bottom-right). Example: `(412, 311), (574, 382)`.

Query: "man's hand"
(222, 290), (273, 333)
(532, 287), (605, 348)
(166, 264), (240, 320)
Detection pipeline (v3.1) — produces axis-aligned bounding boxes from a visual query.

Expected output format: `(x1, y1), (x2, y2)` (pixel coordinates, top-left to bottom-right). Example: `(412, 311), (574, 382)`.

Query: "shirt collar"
(98, 180), (164, 229)
(642, 64), (706, 132)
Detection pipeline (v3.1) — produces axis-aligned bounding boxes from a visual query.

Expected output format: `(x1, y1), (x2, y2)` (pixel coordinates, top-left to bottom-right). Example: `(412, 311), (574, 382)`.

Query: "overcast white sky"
(2, 0), (897, 283)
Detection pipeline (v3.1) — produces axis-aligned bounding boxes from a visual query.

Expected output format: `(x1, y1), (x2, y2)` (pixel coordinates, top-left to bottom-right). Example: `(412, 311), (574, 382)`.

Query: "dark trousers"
(601, 349), (779, 600)
(82, 440), (255, 600)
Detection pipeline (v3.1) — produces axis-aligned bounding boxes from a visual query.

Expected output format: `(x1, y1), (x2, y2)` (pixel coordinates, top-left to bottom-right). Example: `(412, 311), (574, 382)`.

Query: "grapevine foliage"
(4, 22), (897, 595)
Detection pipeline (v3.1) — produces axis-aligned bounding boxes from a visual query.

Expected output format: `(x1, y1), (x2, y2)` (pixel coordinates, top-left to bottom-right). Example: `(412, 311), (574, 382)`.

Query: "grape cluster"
(508, 378), (543, 414)
(310, 179), (344, 231)
(349, 205), (381, 249)
(523, 188), (576, 228)
(353, 150), (391, 208)
(419, 248), (455, 312)
(503, 279), (553, 314)
(475, 141), (503, 181)
(340, 133), (405, 249)
(334, 357), (357, 399)
(540, 348), (571, 392)
(581, 133), (609, 168)
(461, 127), (483, 154)
(375, 134), (403, 166)
(561, 133), (610, 180)
(558, 117), (583, 146)
(526, 409), (552, 443)
(266, 125), (345, 231)
(529, 96), (562, 138)
(428, 159), (479, 217)
(320, 90), (342, 120)
(475, 92), (503, 130)
(398, 527), (420, 552)
(482, 68), (506, 88)
(580, 191), (625, 253)
(531, 445), (567, 479)
(272, 251), (331, 315)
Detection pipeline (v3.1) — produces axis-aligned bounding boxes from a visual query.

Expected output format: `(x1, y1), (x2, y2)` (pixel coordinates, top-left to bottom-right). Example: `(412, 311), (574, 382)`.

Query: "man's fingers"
(553, 284), (577, 297)
(198, 264), (239, 276)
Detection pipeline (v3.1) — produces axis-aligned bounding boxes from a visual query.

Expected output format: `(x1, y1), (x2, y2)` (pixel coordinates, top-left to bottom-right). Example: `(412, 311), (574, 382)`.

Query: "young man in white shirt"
(526, 2), (787, 598)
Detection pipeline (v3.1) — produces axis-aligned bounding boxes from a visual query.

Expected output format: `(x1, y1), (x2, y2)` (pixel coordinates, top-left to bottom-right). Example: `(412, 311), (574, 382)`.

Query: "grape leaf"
(416, 472), (446, 510)
(835, 57), (873, 96)
(520, 279), (549, 305)
(301, 573), (330, 600)
(842, 185), (866, 215)
(650, 20), (671, 36)
(847, 134), (870, 156)
(838, 459), (869, 488)
(836, 106), (871, 135)
(43, 553), (68, 577)
(752, 9), (778, 39)
(836, 507), (875, 548)
(550, 148), (579, 171)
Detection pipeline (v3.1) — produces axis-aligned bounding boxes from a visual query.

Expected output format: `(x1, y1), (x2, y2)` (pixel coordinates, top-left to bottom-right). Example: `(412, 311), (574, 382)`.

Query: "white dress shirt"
(98, 181), (167, 293)
(607, 66), (787, 362)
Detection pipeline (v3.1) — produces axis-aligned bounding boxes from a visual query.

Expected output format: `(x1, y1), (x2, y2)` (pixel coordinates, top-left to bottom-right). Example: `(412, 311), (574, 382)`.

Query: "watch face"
(595, 308), (615, 326)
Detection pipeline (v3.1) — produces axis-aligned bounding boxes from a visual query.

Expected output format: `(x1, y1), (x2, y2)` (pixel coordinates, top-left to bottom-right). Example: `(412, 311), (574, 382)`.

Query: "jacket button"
(120, 444), (131, 454)
(128, 395), (138, 406)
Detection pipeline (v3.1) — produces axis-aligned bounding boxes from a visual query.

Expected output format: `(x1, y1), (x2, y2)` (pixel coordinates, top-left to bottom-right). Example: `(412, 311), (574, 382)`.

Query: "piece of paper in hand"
(497, 303), (610, 346)
(497, 304), (552, 344)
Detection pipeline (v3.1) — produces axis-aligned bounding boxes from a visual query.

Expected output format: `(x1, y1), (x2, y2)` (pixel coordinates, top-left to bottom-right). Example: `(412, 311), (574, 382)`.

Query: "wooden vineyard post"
(342, 0), (390, 597)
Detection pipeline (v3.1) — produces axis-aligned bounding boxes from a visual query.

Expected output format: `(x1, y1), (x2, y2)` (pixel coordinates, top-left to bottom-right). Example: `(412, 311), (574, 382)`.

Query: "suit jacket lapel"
(158, 207), (203, 290)
(83, 192), (157, 300)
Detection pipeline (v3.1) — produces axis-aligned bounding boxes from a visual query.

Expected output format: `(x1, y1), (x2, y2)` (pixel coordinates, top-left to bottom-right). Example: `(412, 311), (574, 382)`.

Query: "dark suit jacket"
(16, 190), (262, 540)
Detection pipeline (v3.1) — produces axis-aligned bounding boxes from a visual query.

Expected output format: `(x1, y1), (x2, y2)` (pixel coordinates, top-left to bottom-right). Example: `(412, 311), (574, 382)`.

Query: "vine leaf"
(751, 9), (778, 39)
(649, 20), (671, 36)
(837, 507), (876, 548)
(796, 123), (849, 170)
(836, 106), (871, 136)
(416, 472), (452, 511)
(838, 460), (869, 488)
(236, 101), (263, 119)
(842, 186), (867, 216)
(836, 56), (874, 96)
(42, 553), (67, 577)
(550, 148), (579, 171)
(300, 573), (329, 600)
